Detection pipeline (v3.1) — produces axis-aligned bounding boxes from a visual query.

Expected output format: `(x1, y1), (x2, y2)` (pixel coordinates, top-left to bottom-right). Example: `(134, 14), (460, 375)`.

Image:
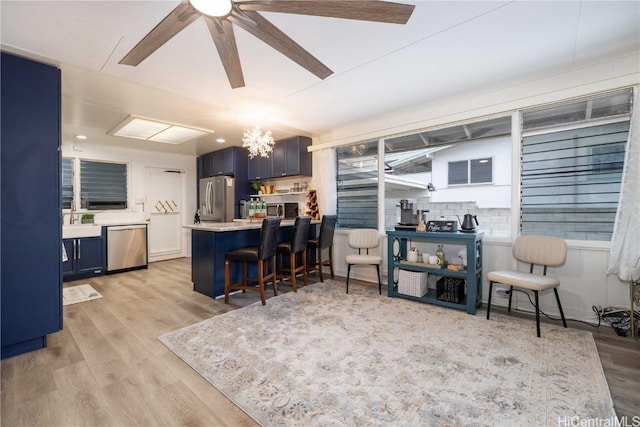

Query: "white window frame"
(447, 157), (493, 186)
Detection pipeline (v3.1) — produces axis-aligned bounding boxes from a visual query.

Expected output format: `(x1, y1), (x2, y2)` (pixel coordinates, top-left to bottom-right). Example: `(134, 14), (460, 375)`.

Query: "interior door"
(146, 168), (183, 261)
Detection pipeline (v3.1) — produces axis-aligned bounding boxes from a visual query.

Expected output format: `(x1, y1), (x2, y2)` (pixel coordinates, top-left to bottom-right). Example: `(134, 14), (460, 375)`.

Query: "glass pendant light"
(189, 0), (233, 17)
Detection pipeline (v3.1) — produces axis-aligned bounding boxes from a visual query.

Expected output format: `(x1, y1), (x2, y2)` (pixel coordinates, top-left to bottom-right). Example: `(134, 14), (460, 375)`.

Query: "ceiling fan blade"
(237, 1), (415, 24)
(229, 10), (333, 80)
(120, 2), (201, 66)
(205, 17), (245, 88)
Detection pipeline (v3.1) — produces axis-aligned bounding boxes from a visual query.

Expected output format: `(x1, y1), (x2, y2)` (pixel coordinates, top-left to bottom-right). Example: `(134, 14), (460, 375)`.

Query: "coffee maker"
(398, 199), (414, 225)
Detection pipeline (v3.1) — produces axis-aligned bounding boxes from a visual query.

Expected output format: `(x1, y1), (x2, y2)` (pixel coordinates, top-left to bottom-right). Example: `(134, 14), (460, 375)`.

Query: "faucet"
(69, 199), (76, 224)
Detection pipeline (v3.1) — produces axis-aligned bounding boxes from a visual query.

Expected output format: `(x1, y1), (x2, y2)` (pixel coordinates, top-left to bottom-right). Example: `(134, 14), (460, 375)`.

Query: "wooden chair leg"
(346, 264), (351, 293)
(328, 246), (335, 279)
(376, 264), (382, 295)
(317, 247), (324, 282)
(289, 252), (297, 292)
(224, 259), (231, 304)
(242, 261), (248, 293)
(257, 260), (266, 305)
(271, 256), (278, 296)
(301, 249), (308, 286)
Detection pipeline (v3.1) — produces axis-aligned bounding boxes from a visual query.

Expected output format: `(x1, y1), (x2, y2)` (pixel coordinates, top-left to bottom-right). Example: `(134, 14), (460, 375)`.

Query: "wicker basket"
(398, 270), (428, 297)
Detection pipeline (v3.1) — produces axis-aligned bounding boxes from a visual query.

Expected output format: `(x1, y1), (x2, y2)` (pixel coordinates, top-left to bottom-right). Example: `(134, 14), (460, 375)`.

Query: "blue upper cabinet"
(271, 136), (312, 178)
(197, 147), (249, 218)
(198, 146), (244, 179)
(1, 52), (62, 359)
(247, 154), (271, 181)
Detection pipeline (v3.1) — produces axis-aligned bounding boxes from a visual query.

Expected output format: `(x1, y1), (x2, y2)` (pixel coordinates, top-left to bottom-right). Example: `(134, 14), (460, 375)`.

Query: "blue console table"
(386, 230), (483, 314)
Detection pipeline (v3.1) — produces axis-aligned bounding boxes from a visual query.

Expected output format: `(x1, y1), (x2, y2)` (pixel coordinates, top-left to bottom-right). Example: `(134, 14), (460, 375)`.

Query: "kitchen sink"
(62, 224), (102, 239)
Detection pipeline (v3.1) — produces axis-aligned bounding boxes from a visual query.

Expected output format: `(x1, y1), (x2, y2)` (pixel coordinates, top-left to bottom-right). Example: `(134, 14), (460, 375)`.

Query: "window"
(448, 161), (468, 185)
(80, 160), (128, 210)
(381, 116), (510, 232)
(448, 158), (493, 185)
(336, 141), (378, 229)
(520, 88), (632, 241)
(61, 158), (74, 209)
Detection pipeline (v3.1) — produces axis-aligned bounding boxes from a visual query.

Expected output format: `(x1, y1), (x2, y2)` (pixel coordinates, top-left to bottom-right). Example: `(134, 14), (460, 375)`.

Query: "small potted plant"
(81, 213), (95, 224)
(251, 180), (263, 194)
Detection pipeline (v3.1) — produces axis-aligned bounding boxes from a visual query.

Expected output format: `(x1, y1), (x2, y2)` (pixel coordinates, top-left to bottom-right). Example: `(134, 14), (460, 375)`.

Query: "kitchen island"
(185, 219), (320, 298)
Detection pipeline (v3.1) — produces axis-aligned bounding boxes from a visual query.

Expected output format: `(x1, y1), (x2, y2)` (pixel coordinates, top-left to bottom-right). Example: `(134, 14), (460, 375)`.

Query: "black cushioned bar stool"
(277, 216), (312, 292)
(307, 215), (337, 282)
(224, 217), (281, 305)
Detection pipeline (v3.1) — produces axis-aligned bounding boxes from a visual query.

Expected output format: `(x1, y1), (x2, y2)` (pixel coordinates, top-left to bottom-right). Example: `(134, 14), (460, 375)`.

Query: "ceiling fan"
(119, 0), (415, 88)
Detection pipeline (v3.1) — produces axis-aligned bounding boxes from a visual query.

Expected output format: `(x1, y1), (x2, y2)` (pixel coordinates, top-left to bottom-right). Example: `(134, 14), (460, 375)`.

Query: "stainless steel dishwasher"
(106, 224), (148, 272)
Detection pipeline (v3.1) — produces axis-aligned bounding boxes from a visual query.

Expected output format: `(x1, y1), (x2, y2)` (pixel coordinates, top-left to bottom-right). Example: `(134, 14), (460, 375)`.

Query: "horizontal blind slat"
(520, 121), (629, 241)
(336, 141), (378, 229)
(80, 160), (127, 209)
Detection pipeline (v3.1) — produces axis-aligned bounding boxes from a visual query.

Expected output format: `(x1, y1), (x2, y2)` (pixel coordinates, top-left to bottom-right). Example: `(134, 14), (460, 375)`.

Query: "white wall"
(61, 141), (197, 260)
(430, 135), (512, 208)
(315, 51), (640, 324)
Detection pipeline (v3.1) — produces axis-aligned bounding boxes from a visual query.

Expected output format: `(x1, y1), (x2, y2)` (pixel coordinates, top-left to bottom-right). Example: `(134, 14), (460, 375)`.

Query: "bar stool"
(277, 216), (312, 291)
(307, 215), (337, 282)
(224, 217), (281, 305)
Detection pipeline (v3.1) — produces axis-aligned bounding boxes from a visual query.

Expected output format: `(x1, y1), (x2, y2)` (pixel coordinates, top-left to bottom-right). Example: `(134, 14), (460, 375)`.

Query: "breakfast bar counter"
(185, 219), (319, 298)
(183, 218), (313, 232)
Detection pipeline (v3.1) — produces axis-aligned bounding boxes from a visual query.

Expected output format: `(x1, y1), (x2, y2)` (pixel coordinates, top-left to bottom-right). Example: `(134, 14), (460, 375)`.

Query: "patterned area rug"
(159, 280), (615, 426)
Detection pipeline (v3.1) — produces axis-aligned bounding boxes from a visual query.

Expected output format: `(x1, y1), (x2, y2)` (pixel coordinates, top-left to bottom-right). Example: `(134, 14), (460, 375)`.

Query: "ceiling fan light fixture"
(242, 126), (274, 159)
(189, 0), (232, 17)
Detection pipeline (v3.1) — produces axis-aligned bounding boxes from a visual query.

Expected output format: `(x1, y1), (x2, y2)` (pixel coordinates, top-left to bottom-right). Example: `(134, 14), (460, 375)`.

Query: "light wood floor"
(2, 258), (638, 426)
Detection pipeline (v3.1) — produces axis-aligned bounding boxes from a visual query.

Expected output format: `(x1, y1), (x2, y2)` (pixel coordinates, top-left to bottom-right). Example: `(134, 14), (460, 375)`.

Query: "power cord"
(592, 305), (639, 337)
(506, 289), (639, 336)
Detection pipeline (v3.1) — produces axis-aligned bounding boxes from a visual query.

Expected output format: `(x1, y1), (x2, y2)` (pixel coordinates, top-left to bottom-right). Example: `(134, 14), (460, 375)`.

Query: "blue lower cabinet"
(63, 237), (105, 281)
(62, 239), (76, 277)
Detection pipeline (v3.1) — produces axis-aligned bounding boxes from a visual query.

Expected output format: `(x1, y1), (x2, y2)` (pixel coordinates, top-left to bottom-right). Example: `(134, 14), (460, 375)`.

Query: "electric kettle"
(457, 214), (479, 232)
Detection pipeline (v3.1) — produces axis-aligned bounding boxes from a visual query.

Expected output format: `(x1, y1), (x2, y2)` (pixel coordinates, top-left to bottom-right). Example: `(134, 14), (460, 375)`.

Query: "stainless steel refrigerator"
(199, 176), (235, 222)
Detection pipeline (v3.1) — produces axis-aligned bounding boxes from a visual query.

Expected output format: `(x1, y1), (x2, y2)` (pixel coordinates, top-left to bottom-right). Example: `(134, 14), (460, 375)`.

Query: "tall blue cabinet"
(1, 52), (63, 359)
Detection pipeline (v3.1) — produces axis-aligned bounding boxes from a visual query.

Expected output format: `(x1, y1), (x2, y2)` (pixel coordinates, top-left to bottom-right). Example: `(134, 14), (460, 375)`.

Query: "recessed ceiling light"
(75, 134), (88, 140)
(216, 138), (226, 143)
(108, 115), (213, 144)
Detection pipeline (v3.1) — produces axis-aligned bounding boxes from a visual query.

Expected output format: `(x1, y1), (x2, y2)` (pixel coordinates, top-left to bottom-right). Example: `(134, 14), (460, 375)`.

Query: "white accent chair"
(345, 229), (382, 295)
(486, 235), (568, 337)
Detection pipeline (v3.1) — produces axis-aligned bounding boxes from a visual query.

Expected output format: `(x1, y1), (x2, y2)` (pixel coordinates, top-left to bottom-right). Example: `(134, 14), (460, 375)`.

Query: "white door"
(146, 168), (183, 261)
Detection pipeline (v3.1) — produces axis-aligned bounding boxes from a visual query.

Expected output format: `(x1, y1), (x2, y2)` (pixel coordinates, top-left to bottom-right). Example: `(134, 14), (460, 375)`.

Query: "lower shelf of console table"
(386, 230), (484, 314)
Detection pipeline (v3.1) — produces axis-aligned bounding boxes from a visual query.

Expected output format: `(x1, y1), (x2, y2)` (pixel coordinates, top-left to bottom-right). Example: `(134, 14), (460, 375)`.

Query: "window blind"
(80, 160), (128, 210)
(61, 158), (73, 209)
(336, 142), (378, 229)
(520, 121), (629, 241)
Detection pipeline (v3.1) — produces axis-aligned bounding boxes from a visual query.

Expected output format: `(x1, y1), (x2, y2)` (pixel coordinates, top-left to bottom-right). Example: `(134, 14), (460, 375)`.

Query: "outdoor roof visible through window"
(385, 116), (512, 152)
(523, 88), (632, 131)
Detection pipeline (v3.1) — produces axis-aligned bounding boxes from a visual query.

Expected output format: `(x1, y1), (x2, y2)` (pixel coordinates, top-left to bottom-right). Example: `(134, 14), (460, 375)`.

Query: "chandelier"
(242, 126), (275, 159)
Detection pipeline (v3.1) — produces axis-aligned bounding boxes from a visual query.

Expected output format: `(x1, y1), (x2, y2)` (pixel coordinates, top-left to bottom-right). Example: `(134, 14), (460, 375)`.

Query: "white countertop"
(184, 218), (320, 232)
(97, 220), (149, 226)
(62, 221), (148, 238)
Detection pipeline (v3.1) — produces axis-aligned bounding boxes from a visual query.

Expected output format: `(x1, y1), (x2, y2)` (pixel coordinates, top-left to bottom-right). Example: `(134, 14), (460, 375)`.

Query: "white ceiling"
(1, 1), (639, 156)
